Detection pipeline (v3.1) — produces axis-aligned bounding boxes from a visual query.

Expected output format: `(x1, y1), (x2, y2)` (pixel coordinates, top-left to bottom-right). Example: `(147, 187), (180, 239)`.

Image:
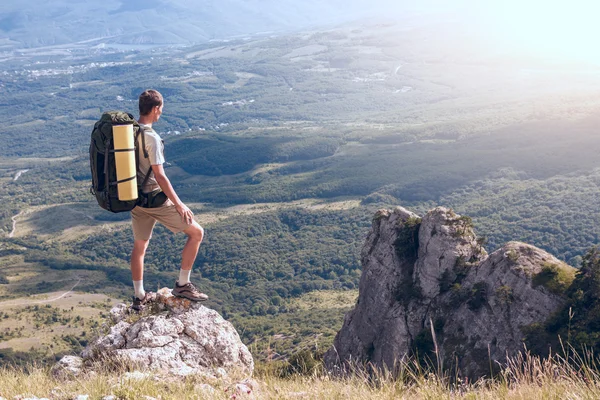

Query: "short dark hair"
(139, 89), (163, 116)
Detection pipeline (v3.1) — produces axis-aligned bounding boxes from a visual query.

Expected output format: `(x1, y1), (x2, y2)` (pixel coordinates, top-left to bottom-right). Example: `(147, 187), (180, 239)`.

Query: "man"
(130, 89), (208, 311)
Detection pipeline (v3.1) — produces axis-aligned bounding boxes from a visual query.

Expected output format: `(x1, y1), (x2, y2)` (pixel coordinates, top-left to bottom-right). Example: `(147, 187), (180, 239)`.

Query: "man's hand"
(152, 164), (193, 225)
(175, 202), (194, 225)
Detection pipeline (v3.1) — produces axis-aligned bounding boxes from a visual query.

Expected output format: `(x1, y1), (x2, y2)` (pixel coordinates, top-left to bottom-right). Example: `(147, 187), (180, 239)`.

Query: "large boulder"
(62, 288), (253, 378)
(325, 206), (574, 379)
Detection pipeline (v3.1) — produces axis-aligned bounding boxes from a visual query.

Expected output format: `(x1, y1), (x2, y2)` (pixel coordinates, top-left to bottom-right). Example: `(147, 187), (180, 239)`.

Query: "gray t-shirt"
(137, 124), (165, 194)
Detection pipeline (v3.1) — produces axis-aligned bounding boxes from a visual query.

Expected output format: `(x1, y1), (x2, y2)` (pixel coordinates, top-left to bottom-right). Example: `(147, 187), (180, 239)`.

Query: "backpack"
(89, 111), (150, 213)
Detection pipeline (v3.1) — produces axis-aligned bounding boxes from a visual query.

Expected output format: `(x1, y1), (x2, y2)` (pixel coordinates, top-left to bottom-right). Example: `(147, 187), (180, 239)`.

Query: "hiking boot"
(131, 291), (157, 312)
(172, 281), (208, 302)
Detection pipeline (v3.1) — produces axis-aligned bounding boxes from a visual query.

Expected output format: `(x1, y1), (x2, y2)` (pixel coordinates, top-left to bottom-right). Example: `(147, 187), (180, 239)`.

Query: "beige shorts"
(131, 199), (192, 241)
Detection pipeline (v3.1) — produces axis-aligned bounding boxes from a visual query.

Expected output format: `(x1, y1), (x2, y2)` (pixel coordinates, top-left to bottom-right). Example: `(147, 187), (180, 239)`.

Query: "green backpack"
(89, 111), (150, 213)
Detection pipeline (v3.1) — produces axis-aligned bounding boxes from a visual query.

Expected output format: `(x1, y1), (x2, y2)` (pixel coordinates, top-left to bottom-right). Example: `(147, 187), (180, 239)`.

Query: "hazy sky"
(401, 0), (600, 64)
(3, 0), (598, 64)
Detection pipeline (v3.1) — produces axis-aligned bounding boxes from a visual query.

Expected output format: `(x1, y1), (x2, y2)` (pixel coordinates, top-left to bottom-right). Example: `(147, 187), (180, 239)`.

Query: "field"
(0, 255), (122, 363)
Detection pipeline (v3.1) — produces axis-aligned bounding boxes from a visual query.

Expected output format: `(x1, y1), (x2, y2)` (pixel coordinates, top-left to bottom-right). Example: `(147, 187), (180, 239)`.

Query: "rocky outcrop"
(54, 288), (253, 379)
(324, 207), (574, 379)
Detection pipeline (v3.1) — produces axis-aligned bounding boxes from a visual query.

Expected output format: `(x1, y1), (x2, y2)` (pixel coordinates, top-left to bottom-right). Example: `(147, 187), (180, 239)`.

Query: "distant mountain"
(0, 0), (403, 48)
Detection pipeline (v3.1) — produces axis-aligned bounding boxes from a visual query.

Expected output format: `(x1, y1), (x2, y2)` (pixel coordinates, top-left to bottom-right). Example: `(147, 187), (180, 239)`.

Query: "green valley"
(1, 16), (600, 366)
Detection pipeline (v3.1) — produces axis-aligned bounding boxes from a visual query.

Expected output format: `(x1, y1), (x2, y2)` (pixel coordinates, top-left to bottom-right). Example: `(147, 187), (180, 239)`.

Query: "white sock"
(133, 280), (145, 300)
(179, 269), (191, 285)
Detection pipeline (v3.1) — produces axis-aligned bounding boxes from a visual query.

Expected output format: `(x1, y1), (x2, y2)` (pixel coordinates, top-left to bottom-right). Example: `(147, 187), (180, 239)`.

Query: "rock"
(287, 393), (309, 399)
(325, 206), (573, 379)
(73, 396), (89, 400)
(195, 383), (216, 395)
(81, 321), (130, 359)
(238, 378), (259, 392)
(122, 371), (151, 381)
(51, 355), (83, 380)
(109, 303), (129, 324)
(223, 378), (260, 399)
(225, 383), (255, 399)
(234, 383), (253, 395)
(12, 397), (49, 400)
(49, 387), (64, 399)
(74, 288), (253, 378)
(101, 396), (116, 400)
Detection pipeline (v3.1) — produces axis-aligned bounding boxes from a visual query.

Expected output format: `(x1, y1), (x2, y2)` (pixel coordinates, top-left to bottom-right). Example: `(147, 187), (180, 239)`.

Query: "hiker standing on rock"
(130, 89), (208, 311)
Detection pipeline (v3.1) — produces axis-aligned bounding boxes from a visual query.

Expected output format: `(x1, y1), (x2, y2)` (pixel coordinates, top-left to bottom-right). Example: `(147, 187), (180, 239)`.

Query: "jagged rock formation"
(324, 206), (574, 379)
(54, 288), (253, 379)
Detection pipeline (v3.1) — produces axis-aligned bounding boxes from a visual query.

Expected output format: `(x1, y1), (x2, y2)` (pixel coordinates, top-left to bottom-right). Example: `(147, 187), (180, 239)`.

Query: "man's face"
(153, 104), (164, 122)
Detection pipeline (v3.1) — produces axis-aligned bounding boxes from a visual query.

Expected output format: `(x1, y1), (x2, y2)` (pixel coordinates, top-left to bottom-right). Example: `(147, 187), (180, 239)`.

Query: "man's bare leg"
(131, 239), (150, 280)
(173, 221), (208, 301)
(131, 239), (150, 299)
(181, 221), (204, 272)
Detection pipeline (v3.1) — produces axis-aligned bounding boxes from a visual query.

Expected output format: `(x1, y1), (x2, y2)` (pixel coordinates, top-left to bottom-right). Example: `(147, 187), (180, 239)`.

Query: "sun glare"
(472, 1), (600, 64)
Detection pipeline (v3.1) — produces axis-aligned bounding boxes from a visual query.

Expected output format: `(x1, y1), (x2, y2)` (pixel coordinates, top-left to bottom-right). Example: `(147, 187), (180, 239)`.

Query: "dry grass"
(2, 349), (600, 399)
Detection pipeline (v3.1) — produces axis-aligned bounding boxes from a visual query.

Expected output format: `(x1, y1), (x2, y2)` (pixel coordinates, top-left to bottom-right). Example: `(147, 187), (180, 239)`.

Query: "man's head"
(139, 89), (164, 121)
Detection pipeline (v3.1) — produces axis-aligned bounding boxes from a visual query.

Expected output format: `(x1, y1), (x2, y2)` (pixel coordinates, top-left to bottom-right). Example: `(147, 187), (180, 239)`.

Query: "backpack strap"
(140, 166), (153, 188)
(110, 176), (138, 186)
(139, 125), (150, 159)
(103, 135), (110, 190)
(136, 124), (153, 191)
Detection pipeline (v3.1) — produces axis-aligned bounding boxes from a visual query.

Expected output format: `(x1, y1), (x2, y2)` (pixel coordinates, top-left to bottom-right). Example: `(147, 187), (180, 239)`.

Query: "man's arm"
(151, 164), (194, 225)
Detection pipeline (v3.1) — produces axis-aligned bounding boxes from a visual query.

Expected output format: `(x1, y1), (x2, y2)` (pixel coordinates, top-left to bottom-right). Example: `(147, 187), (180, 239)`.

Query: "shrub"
(506, 249), (520, 263)
(453, 256), (469, 283)
(278, 349), (324, 377)
(532, 262), (575, 295)
(467, 282), (488, 311)
(495, 285), (514, 305)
